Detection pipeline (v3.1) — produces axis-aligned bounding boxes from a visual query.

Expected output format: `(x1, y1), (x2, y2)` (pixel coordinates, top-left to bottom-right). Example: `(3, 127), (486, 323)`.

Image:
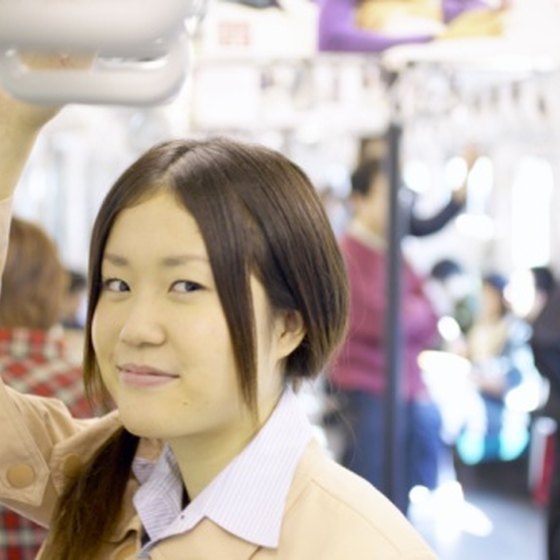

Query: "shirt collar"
(133, 387), (312, 554)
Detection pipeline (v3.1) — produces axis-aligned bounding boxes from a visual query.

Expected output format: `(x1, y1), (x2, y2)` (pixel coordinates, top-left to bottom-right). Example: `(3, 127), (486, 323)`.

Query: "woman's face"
(92, 190), (287, 445)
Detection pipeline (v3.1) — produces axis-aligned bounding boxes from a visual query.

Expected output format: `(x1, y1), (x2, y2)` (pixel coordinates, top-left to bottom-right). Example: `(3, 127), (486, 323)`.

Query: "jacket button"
(114, 542), (137, 560)
(6, 464), (35, 488)
(62, 454), (82, 478)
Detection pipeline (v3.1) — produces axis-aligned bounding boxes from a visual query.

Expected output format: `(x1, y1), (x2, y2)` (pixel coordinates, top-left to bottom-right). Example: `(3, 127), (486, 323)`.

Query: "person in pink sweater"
(328, 157), (441, 512)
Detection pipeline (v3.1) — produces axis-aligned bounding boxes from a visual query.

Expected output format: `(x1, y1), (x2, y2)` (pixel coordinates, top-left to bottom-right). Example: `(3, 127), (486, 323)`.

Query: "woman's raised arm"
(0, 55), (69, 199)
(0, 54), (81, 281)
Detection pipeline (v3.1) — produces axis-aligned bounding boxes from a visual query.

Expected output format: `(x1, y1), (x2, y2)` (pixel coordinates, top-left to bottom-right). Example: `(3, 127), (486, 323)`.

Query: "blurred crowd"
(316, 137), (554, 524)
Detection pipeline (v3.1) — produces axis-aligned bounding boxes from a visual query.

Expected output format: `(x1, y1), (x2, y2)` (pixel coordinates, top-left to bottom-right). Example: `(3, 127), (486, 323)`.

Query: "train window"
(511, 156), (553, 268)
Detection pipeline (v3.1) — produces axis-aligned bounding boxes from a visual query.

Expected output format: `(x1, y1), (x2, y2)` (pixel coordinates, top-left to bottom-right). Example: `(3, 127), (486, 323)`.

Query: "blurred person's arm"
(408, 195), (463, 237)
(408, 145), (477, 237)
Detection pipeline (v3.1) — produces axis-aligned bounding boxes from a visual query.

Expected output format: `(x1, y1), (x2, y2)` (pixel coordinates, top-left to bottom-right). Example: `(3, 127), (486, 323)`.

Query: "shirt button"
(6, 464), (35, 488)
(62, 454), (82, 478)
(114, 542), (137, 560)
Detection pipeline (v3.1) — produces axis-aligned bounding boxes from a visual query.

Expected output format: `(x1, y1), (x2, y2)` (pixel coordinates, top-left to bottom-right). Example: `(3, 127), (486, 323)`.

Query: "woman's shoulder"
(302, 447), (412, 528)
(281, 441), (438, 559)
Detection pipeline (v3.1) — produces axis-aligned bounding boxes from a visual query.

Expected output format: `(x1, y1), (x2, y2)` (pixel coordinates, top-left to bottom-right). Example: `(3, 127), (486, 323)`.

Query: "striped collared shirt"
(133, 387), (312, 557)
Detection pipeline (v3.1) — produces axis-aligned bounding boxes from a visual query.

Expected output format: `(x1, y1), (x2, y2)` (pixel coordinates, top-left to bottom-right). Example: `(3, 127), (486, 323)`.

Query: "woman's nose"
(118, 299), (166, 347)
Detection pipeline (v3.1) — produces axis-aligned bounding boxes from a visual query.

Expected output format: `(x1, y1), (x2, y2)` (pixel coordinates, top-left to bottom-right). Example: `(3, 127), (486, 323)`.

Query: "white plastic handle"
(0, 34), (189, 106)
(0, 0), (192, 55)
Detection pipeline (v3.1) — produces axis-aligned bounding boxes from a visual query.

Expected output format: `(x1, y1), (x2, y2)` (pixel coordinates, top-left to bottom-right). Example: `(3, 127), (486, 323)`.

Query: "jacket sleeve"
(0, 376), (120, 527)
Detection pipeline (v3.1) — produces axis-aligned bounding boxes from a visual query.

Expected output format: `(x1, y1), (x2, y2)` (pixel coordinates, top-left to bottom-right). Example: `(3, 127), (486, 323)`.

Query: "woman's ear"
(275, 309), (306, 360)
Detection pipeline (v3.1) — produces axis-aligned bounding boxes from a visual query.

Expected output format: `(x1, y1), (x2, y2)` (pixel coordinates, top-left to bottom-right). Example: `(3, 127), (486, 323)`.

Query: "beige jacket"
(0, 380), (438, 559)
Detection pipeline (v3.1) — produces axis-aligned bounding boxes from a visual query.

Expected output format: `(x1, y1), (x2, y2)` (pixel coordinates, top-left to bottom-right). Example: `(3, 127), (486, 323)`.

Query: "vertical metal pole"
(383, 120), (406, 510)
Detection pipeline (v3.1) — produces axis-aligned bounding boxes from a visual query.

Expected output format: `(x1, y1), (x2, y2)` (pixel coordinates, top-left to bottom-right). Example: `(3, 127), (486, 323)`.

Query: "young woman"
(0, 77), (437, 559)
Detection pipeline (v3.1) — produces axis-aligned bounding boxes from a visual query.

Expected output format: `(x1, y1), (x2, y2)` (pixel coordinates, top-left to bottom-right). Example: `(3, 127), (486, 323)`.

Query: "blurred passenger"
(61, 269), (87, 330)
(357, 136), (477, 238)
(427, 257), (477, 335)
(530, 286), (560, 560)
(0, 218), (93, 560)
(508, 265), (556, 328)
(327, 156), (441, 512)
(527, 266), (557, 323)
(318, 145), (468, 241)
(457, 272), (536, 464)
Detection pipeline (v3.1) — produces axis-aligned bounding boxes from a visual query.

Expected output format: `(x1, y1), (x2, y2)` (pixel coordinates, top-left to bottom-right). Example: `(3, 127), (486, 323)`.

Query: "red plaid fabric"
(0, 327), (93, 560)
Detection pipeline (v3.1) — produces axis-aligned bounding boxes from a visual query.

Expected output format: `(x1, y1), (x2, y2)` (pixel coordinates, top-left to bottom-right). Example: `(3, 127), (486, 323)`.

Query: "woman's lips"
(118, 365), (179, 388)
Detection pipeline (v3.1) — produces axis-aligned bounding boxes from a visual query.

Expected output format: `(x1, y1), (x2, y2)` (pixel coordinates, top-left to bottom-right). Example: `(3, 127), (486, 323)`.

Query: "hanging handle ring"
(0, 33), (190, 106)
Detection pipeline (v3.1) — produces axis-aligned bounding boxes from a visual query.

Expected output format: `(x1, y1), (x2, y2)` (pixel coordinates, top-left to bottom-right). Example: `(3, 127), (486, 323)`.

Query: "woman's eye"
(102, 278), (129, 292)
(171, 280), (203, 293)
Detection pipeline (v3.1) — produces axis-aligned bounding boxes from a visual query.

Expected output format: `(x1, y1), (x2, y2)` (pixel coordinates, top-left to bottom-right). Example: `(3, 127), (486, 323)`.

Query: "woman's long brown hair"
(42, 137), (349, 558)
(42, 428), (139, 560)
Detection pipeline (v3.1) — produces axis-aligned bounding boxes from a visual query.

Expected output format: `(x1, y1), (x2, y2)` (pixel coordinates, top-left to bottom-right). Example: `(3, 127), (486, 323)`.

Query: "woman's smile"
(117, 363), (180, 388)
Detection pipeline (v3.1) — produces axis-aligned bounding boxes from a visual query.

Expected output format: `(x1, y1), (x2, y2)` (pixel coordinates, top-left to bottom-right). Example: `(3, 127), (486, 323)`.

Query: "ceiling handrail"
(0, 0), (192, 54)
